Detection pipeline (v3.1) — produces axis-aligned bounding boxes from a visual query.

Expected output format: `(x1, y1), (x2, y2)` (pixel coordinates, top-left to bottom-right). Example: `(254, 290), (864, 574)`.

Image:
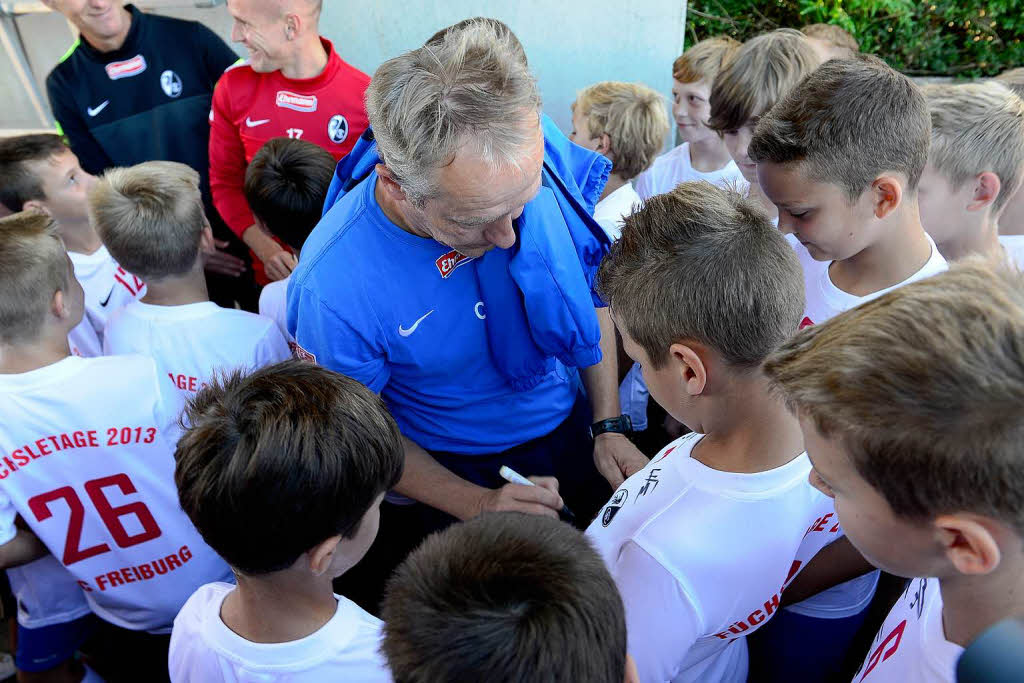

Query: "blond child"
(918, 81), (1024, 265)
(90, 162), (290, 397)
(764, 260), (1024, 683)
(570, 81), (670, 239)
(801, 23), (859, 61)
(635, 36), (743, 200)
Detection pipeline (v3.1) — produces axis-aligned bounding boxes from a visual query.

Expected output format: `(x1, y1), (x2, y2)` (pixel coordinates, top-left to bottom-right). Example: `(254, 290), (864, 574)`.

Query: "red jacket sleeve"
(209, 74), (255, 238)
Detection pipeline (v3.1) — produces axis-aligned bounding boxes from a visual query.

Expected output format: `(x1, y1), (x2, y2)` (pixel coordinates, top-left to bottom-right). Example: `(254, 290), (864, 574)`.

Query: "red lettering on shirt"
(89, 545), (194, 592)
(435, 250), (474, 279)
(859, 619), (907, 681)
(105, 55), (147, 80)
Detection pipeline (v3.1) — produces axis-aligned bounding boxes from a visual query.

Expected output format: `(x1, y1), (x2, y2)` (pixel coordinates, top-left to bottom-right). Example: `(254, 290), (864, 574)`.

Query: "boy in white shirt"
(584, 181), (840, 683)
(381, 512), (639, 683)
(169, 359), (404, 682)
(90, 162), (290, 396)
(635, 37), (744, 200)
(0, 134), (146, 357)
(917, 81), (1024, 266)
(764, 260), (1024, 683)
(0, 212), (232, 681)
(569, 81), (669, 240)
(243, 138), (337, 345)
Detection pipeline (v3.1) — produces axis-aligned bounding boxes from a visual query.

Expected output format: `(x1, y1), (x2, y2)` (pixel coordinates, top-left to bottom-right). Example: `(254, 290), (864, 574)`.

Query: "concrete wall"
(3, 1), (687, 138)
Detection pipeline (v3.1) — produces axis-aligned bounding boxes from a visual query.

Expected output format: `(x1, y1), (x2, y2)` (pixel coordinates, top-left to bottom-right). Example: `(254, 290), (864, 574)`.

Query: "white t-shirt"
(585, 433), (837, 683)
(258, 276), (294, 345)
(635, 143), (747, 200)
(0, 355), (232, 632)
(999, 234), (1024, 268)
(800, 234), (948, 328)
(593, 183), (642, 241)
(7, 557), (91, 629)
(70, 245), (146, 343)
(852, 577), (961, 683)
(169, 582), (392, 683)
(103, 301), (291, 397)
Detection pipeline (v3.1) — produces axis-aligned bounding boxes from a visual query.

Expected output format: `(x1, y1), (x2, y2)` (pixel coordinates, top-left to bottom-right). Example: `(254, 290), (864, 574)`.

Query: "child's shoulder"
(175, 581), (234, 630)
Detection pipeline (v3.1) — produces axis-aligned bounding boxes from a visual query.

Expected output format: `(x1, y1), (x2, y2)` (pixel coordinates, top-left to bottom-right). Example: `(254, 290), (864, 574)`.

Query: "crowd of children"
(0, 13), (1021, 683)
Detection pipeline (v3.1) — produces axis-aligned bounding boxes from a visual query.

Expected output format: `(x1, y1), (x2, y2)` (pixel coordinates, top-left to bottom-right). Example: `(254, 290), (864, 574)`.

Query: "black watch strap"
(590, 415), (633, 438)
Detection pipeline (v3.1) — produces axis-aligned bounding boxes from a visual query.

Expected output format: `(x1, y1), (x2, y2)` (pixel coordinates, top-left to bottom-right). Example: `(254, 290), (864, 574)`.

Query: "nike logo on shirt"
(245, 117), (270, 127)
(99, 288), (114, 307)
(398, 310), (434, 337)
(87, 101), (109, 117)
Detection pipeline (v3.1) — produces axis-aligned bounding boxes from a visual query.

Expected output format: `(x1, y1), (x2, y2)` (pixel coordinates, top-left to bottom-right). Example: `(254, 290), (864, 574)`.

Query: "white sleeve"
(0, 488), (17, 547)
(612, 541), (703, 683)
(255, 323), (292, 366)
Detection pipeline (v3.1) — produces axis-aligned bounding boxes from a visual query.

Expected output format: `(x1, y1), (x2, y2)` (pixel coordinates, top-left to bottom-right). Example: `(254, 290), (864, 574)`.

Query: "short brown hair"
(708, 29), (821, 133)
(573, 81), (670, 179)
(924, 81), (1024, 212)
(0, 212), (70, 345)
(89, 161), (205, 280)
(765, 259), (1024, 534)
(749, 54), (930, 201)
(673, 36), (741, 84)
(174, 360), (404, 575)
(381, 512), (627, 683)
(800, 23), (859, 53)
(597, 181), (804, 370)
(0, 134), (69, 213)
(243, 138), (336, 251)
(425, 17), (527, 65)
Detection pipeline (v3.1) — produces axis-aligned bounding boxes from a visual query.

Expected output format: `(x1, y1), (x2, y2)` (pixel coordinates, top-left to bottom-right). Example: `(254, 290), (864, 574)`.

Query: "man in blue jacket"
(288, 19), (647, 611)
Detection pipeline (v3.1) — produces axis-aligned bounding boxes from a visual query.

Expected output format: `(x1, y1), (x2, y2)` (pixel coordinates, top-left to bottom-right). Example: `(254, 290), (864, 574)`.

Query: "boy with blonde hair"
(0, 134), (146, 357)
(570, 81), (670, 238)
(919, 81), (1024, 265)
(585, 181), (842, 682)
(994, 68), (1024, 237)
(170, 360), (404, 681)
(636, 36), (743, 200)
(764, 260), (1024, 683)
(91, 161), (289, 396)
(708, 29), (821, 223)
(0, 211), (231, 681)
(801, 23), (859, 61)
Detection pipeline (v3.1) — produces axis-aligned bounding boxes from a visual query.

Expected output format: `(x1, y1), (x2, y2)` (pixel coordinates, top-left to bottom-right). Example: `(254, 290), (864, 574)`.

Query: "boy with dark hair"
(0, 134), (146, 357)
(243, 138), (337, 344)
(750, 54), (947, 326)
(585, 181), (840, 682)
(91, 161), (290, 396)
(748, 51), (948, 681)
(381, 512), (639, 683)
(764, 260), (1024, 683)
(169, 359), (404, 681)
(0, 211), (232, 682)
(919, 81), (1024, 264)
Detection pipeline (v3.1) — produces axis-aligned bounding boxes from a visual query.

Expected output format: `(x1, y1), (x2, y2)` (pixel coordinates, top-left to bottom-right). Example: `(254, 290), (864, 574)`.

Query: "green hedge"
(687, 0), (1024, 78)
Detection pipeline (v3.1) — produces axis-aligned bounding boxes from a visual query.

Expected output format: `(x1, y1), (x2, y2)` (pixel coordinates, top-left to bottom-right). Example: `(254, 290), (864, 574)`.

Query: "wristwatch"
(590, 415), (633, 439)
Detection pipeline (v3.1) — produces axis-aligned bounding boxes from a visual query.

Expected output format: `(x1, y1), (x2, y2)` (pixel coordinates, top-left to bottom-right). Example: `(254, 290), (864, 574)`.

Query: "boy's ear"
(967, 171), (1001, 212)
(870, 174), (904, 219)
(597, 133), (613, 159)
(22, 199), (50, 217)
(306, 535), (342, 577)
(51, 289), (66, 319)
(668, 342), (707, 397)
(375, 164), (409, 203)
(199, 225), (216, 254)
(933, 514), (1001, 576)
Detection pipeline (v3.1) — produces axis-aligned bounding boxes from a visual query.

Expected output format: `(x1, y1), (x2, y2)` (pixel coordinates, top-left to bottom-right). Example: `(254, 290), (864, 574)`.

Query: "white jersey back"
(0, 355), (232, 632)
(169, 582), (392, 682)
(103, 301), (291, 396)
(635, 143), (748, 200)
(70, 245), (146, 342)
(585, 433), (836, 683)
(853, 578), (960, 683)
